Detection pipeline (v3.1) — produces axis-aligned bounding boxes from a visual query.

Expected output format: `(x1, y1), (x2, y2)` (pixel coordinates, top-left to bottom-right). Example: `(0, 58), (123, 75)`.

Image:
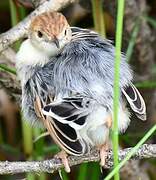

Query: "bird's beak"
(53, 37), (60, 48)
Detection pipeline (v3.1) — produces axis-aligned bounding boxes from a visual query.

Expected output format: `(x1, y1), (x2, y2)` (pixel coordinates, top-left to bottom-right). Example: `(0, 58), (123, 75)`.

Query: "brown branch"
(0, 144), (155, 175)
(32, 0), (48, 8)
(0, 48), (21, 102)
(0, 0), (76, 53)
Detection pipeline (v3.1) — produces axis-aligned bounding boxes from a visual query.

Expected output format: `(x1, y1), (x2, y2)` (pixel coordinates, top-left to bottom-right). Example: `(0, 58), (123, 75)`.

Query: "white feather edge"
(42, 108), (86, 130)
(42, 108), (87, 155)
(47, 120), (86, 155)
(122, 84), (146, 120)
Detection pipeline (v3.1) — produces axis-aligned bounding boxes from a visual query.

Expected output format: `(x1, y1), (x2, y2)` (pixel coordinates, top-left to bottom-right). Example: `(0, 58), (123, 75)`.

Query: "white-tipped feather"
(122, 83), (146, 121)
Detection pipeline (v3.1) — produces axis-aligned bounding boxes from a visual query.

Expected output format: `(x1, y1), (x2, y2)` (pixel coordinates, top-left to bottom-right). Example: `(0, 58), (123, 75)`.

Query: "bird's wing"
(71, 27), (99, 40)
(122, 83), (146, 121)
(42, 97), (89, 156)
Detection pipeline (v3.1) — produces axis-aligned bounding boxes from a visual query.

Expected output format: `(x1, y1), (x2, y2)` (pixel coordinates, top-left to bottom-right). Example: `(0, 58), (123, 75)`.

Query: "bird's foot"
(98, 143), (109, 167)
(55, 151), (70, 173)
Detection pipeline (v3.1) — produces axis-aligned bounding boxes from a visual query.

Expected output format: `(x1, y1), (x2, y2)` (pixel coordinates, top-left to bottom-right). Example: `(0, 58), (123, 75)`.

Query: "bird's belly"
(79, 104), (131, 147)
(87, 125), (109, 146)
(79, 106), (110, 146)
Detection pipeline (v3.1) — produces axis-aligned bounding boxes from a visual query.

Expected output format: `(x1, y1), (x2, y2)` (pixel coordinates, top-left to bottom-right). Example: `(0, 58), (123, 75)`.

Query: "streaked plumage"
(16, 12), (146, 170)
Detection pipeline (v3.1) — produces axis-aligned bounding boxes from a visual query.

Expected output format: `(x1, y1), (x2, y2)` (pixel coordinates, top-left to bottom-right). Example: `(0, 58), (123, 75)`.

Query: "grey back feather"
(19, 29), (146, 126)
(52, 38), (132, 107)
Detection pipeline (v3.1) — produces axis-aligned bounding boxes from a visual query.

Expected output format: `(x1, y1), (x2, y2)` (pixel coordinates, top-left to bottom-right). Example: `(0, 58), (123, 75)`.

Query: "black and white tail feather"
(42, 97), (90, 156)
(122, 83), (146, 121)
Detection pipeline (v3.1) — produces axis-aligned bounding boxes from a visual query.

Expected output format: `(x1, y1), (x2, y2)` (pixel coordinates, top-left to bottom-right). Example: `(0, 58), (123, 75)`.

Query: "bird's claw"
(99, 143), (109, 167)
(55, 151), (71, 173)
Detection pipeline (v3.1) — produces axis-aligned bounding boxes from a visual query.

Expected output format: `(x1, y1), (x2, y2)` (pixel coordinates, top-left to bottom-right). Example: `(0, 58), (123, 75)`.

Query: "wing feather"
(42, 97), (89, 155)
(122, 83), (146, 120)
(44, 117), (87, 155)
(71, 27), (99, 41)
(52, 118), (78, 142)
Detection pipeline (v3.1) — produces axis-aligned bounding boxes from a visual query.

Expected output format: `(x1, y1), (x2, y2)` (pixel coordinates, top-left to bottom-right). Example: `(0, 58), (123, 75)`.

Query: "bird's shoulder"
(62, 37), (114, 56)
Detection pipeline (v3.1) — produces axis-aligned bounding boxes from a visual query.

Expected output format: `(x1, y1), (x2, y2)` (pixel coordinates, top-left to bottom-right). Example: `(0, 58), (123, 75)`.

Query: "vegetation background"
(0, 0), (156, 179)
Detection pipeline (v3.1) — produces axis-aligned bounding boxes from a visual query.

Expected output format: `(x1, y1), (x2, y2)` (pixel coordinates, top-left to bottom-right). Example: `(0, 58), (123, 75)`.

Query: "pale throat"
(16, 39), (50, 68)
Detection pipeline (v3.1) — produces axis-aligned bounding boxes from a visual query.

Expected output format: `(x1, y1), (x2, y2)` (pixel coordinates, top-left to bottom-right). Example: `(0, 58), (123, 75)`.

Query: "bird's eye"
(37, 31), (43, 38)
(64, 29), (67, 36)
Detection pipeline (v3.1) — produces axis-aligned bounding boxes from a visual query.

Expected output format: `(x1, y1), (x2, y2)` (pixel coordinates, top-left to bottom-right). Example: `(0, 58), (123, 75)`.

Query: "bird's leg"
(105, 115), (112, 129)
(98, 116), (112, 166)
(55, 150), (71, 173)
(99, 141), (109, 166)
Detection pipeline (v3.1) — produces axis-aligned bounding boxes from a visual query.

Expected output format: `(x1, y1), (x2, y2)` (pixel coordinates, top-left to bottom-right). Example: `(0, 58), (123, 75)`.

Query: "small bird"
(16, 11), (146, 172)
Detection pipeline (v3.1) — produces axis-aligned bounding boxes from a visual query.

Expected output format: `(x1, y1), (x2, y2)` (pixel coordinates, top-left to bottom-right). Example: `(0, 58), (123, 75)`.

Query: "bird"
(16, 11), (146, 172)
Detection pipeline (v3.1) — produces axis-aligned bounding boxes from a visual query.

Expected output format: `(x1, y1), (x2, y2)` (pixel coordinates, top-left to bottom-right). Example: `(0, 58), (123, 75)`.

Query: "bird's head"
(29, 11), (72, 56)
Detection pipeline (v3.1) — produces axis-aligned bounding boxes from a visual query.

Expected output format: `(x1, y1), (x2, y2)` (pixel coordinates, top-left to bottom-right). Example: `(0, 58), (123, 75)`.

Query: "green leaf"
(77, 163), (88, 180)
(0, 64), (16, 75)
(144, 16), (156, 29)
(112, 0), (125, 180)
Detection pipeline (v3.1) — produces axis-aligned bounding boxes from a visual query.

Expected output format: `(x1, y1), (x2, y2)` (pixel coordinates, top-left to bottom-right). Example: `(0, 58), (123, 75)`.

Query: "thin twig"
(0, 144), (155, 175)
(0, 0), (76, 53)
